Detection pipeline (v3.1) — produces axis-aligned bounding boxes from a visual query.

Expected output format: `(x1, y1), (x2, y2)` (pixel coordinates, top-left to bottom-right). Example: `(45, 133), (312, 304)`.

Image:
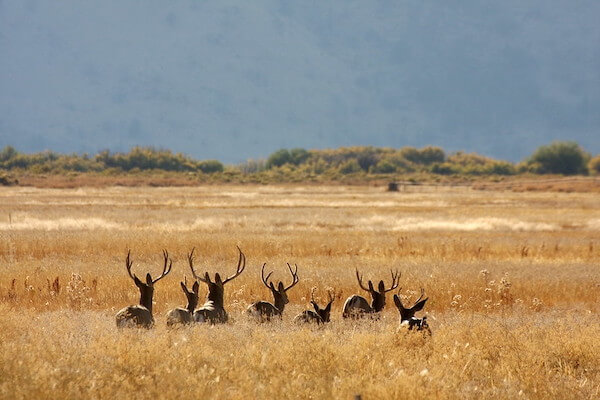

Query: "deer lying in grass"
(188, 246), (246, 324)
(294, 288), (335, 325)
(342, 269), (400, 319)
(166, 278), (199, 327)
(247, 263), (299, 322)
(115, 250), (172, 328)
(393, 288), (430, 333)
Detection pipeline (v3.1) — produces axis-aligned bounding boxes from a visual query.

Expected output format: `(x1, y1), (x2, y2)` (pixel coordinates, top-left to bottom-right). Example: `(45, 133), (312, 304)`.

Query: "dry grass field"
(0, 185), (599, 399)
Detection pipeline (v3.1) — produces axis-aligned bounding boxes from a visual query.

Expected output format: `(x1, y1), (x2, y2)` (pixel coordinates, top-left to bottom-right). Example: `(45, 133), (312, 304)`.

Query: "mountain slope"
(1, 0), (598, 162)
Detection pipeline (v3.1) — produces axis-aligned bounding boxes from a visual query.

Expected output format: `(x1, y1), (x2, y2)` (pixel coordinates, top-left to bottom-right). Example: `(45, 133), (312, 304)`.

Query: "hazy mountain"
(1, 1), (598, 163)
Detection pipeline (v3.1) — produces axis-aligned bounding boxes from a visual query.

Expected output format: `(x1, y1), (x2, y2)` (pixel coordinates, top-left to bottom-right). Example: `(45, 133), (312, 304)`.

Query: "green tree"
(266, 149), (292, 169)
(289, 148), (310, 165)
(418, 146), (445, 164)
(339, 159), (362, 174)
(526, 141), (589, 175)
(0, 146), (18, 162)
(371, 159), (397, 173)
(198, 160), (224, 173)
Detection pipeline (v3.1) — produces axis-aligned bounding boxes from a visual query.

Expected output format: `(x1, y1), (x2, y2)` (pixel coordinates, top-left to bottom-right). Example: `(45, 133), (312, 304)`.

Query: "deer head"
(355, 269), (400, 312)
(124, 249), (172, 313)
(261, 262), (299, 312)
(310, 288), (335, 323)
(393, 288), (428, 322)
(188, 246), (246, 309)
(180, 277), (200, 313)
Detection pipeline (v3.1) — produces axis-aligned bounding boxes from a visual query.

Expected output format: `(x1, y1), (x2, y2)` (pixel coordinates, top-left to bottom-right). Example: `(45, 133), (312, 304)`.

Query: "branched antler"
(284, 263), (299, 291)
(383, 270), (401, 292)
(223, 246), (246, 285)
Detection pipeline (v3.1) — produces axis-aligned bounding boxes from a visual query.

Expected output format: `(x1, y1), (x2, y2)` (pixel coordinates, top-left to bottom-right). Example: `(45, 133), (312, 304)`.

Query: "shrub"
(339, 160), (362, 174)
(371, 159), (397, 174)
(430, 163), (457, 175)
(0, 146), (18, 162)
(198, 160), (224, 174)
(266, 149), (292, 169)
(400, 146), (445, 165)
(418, 146), (446, 164)
(526, 141), (589, 175)
(485, 162), (516, 175)
(0, 172), (18, 186)
(289, 148), (310, 165)
(588, 155), (600, 175)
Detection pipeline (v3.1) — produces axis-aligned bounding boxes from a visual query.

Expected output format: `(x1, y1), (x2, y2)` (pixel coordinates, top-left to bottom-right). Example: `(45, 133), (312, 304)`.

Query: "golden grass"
(0, 185), (599, 399)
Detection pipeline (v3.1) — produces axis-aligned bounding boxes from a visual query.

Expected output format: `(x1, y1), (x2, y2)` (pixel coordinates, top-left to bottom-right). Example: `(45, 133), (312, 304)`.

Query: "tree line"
(0, 142), (599, 183)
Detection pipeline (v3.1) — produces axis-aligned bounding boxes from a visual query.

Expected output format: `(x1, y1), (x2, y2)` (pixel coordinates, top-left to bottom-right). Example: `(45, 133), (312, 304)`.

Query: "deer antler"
(284, 263), (299, 291)
(125, 250), (136, 281)
(327, 288), (335, 304)
(188, 247), (209, 283)
(355, 269), (370, 292)
(260, 263), (273, 289)
(414, 288), (425, 305)
(222, 246), (246, 285)
(151, 249), (172, 284)
(383, 269), (401, 292)
(309, 286), (317, 303)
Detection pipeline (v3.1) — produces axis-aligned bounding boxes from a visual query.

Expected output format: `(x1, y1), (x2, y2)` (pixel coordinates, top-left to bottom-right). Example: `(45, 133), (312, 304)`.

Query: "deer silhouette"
(294, 288), (335, 324)
(166, 277), (199, 327)
(342, 269), (400, 319)
(247, 263), (299, 322)
(115, 250), (172, 328)
(393, 288), (430, 333)
(188, 246), (246, 324)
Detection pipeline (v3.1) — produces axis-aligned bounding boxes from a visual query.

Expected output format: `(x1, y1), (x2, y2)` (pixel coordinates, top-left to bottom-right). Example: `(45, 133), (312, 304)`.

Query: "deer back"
(116, 305), (154, 328)
(194, 301), (228, 323)
(166, 307), (193, 327)
(342, 295), (372, 318)
(247, 300), (282, 321)
(294, 309), (322, 324)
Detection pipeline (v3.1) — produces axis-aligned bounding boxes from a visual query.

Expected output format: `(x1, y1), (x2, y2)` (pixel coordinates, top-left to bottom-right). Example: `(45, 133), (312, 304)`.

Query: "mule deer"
(294, 288), (334, 325)
(394, 288), (430, 333)
(115, 250), (172, 328)
(247, 263), (299, 321)
(188, 246), (246, 324)
(166, 277), (199, 327)
(342, 269), (400, 319)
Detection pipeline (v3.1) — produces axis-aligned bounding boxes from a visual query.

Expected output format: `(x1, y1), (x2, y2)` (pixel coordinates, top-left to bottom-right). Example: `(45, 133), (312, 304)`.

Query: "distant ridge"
(1, 1), (598, 162)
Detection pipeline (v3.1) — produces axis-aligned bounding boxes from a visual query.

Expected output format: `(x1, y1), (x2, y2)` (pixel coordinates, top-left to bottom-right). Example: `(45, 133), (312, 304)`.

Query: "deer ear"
(215, 273), (222, 284)
(133, 275), (143, 288)
(192, 281), (200, 294)
(393, 294), (403, 310)
(145, 273), (153, 285)
(180, 281), (188, 293)
(269, 282), (276, 291)
(311, 301), (320, 313)
(378, 280), (385, 292)
(278, 282), (285, 292)
(368, 280), (374, 291)
(204, 272), (211, 282)
(412, 297), (428, 312)
(325, 301), (332, 312)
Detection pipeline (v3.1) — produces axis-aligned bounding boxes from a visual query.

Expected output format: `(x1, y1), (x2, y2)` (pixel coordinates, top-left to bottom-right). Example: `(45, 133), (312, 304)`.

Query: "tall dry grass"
(0, 185), (599, 399)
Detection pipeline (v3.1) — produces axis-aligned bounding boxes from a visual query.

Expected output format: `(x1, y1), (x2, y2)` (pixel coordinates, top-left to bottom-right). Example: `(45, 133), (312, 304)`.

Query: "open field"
(0, 185), (599, 399)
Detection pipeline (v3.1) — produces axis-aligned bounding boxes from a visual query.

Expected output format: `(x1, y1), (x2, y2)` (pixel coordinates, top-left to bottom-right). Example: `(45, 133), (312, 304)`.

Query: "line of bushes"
(256, 141), (598, 177)
(0, 146), (224, 174)
(1, 142), (598, 182)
